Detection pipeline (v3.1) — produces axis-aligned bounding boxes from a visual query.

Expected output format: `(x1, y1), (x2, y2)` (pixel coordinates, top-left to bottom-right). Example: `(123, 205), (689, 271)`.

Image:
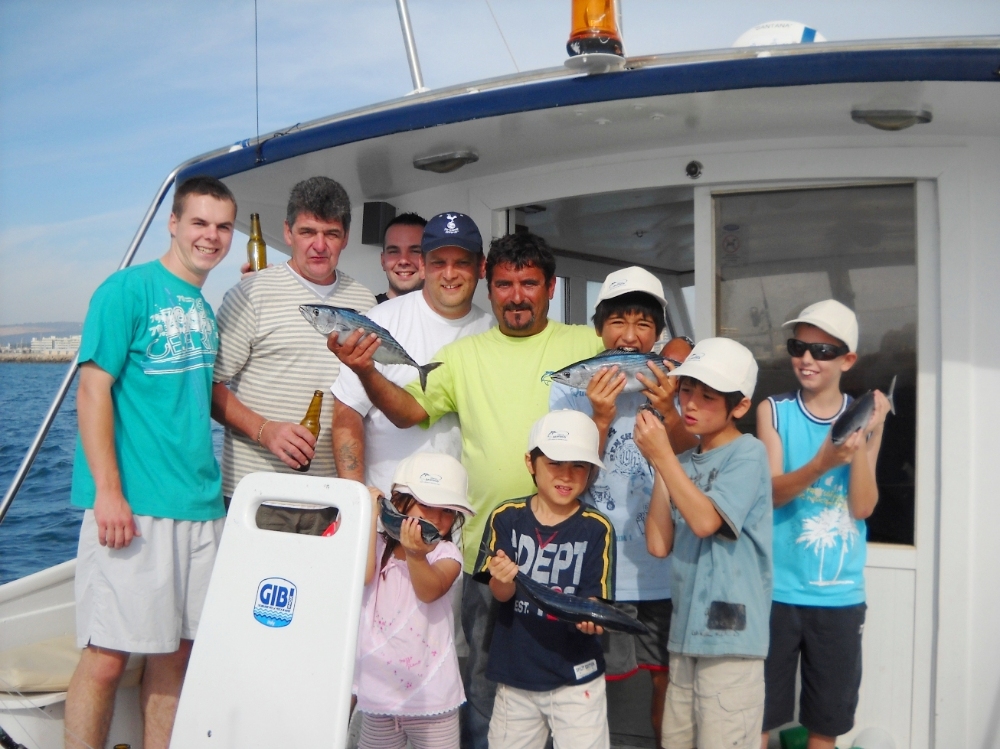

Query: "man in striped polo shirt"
(211, 177), (376, 533)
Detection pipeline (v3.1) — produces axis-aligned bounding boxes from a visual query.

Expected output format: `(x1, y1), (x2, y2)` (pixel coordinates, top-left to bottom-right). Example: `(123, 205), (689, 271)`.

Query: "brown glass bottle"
(295, 390), (323, 473)
(566, 0), (624, 57)
(246, 213), (268, 272)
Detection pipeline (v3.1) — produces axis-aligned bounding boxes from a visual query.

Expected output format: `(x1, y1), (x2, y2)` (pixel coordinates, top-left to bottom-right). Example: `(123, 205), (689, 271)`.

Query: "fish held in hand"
(831, 375), (896, 446)
(299, 304), (442, 391)
(480, 544), (648, 635)
(380, 495), (443, 545)
(545, 349), (671, 393)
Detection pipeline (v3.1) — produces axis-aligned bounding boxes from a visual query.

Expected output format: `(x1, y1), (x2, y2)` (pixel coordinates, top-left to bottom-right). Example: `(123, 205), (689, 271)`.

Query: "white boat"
(2, 12), (999, 748)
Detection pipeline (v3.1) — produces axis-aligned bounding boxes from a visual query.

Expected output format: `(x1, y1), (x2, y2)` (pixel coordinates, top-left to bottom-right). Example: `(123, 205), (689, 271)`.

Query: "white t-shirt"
(331, 291), (494, 494)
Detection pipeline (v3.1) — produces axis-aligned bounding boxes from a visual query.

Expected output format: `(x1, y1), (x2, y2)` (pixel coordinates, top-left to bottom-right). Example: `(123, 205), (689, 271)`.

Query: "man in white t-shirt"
(332, 212), (493, 494)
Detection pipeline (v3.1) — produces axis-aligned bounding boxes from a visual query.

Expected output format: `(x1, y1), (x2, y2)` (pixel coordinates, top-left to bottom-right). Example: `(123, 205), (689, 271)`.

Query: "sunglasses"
(786, 339), (849, 361)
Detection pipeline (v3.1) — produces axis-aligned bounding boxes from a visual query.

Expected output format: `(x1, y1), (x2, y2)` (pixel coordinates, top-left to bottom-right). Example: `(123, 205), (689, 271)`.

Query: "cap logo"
(688, 353), (705, 361)
(546, 430), (569, 441)
(444, 214), (459, 234)
(418, 472), (443, 485)
(608, 279), (628, 290)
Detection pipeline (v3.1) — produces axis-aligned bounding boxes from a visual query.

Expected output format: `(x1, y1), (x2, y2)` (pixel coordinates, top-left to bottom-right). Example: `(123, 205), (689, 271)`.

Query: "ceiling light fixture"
(413, 151), (479, 174)
(850, 109), (932, 131)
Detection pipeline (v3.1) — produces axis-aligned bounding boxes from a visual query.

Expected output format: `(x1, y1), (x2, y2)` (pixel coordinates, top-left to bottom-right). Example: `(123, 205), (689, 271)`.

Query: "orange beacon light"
(567, 0), (624, 58)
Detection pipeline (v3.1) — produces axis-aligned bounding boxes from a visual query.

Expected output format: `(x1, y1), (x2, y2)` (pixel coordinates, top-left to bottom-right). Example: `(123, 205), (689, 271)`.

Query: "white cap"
(782, 299), (858, 353)
(392, 452), (475, 516)
(668, 337), (758, 399)
(527, 410), (605, 469)
(595, 266), (667, 309)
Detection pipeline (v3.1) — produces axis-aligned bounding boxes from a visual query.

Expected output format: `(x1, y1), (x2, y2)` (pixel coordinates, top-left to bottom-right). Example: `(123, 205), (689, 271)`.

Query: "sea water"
(0, 362), (223, 585)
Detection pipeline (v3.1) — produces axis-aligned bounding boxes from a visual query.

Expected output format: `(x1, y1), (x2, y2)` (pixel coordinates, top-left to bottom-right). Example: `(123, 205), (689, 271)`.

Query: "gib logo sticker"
(253, 578), (296, 628)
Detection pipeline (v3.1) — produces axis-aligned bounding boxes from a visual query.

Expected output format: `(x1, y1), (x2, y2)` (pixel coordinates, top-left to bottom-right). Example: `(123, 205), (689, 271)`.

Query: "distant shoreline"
(0, 352), (76, 363)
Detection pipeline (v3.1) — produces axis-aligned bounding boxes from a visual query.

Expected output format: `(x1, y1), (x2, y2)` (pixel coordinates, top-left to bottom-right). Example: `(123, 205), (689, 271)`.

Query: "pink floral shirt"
(354, 535), (465, 716)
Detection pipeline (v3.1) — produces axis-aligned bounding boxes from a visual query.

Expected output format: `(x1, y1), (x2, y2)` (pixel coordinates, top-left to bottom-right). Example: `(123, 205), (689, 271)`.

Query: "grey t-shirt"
(668, 434), (773, 658)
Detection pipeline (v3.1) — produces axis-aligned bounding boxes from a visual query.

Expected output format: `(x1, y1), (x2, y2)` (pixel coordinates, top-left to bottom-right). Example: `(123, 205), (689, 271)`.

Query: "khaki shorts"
(662, 654), (764, 749)
(489, 678), (609, 749)
(75, 510), (224, 654)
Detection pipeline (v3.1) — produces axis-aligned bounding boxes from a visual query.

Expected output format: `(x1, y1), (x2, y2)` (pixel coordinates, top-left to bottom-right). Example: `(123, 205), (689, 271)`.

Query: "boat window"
(550, 276), (568, 324)
(511, 185), (695, 337)
(714, 184), (916, 545)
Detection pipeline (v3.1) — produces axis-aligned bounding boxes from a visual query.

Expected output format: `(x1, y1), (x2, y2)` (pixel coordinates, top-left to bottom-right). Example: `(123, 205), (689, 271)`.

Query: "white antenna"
(395, 0), (429, 94)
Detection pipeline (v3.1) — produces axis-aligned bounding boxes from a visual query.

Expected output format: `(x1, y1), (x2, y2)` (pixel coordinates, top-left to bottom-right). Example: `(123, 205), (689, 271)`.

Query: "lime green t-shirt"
(71, 261), (223, 520)
(405, 322), (604, 571)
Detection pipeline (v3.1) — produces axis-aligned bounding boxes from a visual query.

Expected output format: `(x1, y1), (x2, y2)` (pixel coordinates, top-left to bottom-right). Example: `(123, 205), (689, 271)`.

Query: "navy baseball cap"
(421, 212), (483, 255)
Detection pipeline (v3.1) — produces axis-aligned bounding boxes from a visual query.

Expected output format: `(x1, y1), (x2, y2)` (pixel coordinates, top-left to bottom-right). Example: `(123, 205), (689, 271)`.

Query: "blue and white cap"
(421, 212), (483, 255)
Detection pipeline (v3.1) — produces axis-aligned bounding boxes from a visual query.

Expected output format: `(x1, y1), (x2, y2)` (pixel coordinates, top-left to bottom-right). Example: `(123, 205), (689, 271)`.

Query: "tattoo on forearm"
(338, 441), (361, 472)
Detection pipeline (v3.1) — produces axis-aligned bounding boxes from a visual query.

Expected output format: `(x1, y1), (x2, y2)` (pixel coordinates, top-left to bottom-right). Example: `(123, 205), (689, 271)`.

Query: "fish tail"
(886, 375), (897, 415)
(418, 361), (443, 392)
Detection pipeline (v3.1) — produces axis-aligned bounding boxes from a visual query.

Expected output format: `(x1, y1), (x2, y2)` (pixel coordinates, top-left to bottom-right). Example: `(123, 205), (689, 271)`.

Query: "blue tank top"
(769, 391), (866, 606)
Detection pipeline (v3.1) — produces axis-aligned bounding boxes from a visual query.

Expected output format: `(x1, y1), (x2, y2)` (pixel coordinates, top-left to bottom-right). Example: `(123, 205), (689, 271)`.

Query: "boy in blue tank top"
(755, 300), (891, 749)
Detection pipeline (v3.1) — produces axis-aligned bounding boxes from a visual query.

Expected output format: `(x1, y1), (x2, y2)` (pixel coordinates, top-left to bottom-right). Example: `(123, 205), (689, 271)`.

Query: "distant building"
(30, 335), (82, 353)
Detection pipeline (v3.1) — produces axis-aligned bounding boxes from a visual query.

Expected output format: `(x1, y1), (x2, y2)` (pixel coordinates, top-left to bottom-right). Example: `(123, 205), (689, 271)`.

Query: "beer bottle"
(246, 213), (268, 272)
(295, 390), (323, 473)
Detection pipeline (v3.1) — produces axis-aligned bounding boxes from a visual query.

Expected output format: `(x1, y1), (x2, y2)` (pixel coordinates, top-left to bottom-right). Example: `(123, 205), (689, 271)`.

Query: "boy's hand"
(636, 359), (678, 415)
(634, 408), (673, 461)
(866, 390), (891, 435)
(586, 367), (626, 424)
(488, 549), (519, 584)
(327, 328), (381, 377)
(815, 429), (865, 471)
(399, 517), (436, 557)
(575, 606), (605, 636)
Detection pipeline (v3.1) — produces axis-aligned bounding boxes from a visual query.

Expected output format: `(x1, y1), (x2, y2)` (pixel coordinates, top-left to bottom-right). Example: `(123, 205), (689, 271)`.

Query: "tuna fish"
(545, 349), (671, 393)
(479, 544), (649, 635)
(379, 495), (443, 546)
(299, 304), (441, 391)
(831, 375), (897, 445)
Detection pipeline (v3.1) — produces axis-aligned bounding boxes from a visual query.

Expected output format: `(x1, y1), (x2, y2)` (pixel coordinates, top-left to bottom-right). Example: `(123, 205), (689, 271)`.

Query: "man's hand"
(488, 549), (520, 584)
(93, 488), (141, 549)
(259, 420), (317, 469)
(327, 328), (380, 378)
(399, 517), (437, 557)
(633, 408), (674, 462)
(637, 359), (679, 416)
(239, 261), (274, 279)
(586, 367), (626, 426)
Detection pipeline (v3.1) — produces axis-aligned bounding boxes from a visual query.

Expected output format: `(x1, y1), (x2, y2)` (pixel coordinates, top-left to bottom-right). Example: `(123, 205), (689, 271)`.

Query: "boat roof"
(177, 37), (1000, 185)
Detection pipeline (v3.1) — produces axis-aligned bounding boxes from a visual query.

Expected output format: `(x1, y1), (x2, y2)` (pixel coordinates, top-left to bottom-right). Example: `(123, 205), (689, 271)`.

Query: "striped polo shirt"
(214, 263), (376, 496)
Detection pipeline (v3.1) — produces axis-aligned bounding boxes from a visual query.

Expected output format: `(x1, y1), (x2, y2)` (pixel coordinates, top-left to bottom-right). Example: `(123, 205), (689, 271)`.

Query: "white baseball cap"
(527, 410), (605, 469)
(392, 452), (475, 516)
(668, 337), (758, 399)
(783, 300), (858, 353)
(595, 266), (667, 309)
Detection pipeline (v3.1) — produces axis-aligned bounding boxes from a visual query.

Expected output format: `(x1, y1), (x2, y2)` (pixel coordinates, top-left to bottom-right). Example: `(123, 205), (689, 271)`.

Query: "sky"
(1, 0), (997, 325)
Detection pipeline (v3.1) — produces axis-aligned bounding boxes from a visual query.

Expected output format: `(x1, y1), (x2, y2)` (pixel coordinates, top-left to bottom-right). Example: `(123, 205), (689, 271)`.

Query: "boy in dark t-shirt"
(474, 409), (615, 749)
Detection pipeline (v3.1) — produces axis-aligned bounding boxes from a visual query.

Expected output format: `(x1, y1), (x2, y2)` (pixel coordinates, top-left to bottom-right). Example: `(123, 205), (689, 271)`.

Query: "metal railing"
(0, 170), (180, 526)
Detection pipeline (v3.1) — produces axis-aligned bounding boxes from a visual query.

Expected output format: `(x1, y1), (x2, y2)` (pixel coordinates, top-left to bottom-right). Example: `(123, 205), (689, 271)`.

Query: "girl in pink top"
(354, 452), (475, 749)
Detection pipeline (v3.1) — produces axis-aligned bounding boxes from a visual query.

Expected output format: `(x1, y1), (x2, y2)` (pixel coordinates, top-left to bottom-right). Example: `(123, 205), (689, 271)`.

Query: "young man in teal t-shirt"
(65, 177), (236, 749)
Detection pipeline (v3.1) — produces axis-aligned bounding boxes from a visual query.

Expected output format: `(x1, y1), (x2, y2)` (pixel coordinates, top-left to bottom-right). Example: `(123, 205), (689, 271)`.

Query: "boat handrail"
(0, 165), (185, 526)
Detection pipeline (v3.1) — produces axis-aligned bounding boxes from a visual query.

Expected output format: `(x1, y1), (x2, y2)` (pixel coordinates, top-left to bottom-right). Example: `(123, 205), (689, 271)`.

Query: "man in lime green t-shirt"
(327, 231), (602, 749)
(65, 177), (236, 749)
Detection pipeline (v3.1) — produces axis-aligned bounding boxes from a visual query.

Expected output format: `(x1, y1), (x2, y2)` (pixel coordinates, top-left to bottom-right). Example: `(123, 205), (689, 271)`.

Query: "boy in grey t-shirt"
(634, 338), (772, 749)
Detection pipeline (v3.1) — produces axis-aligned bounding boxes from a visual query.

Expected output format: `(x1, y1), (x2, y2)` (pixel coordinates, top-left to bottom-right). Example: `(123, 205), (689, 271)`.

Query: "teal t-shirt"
(669, 435), (773, 658)
(70, 260), (224, 520)
(768, 391), (865, 606)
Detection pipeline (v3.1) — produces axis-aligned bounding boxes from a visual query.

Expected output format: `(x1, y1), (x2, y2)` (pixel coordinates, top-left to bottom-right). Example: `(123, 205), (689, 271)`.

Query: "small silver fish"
(546, 349), (670, 393)
(831, 375), (897, 445)
(300, 304), (441, 391)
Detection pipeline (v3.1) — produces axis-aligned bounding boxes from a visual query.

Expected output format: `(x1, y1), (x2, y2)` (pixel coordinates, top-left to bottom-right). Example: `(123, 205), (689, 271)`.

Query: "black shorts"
(602, 599), (673, 679)
(763, 602), (866, 737)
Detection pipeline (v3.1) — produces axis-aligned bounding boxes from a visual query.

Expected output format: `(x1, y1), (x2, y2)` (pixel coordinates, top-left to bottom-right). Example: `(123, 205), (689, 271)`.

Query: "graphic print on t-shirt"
(145, 294), (218, 374)
(512, 527), (589, 600)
